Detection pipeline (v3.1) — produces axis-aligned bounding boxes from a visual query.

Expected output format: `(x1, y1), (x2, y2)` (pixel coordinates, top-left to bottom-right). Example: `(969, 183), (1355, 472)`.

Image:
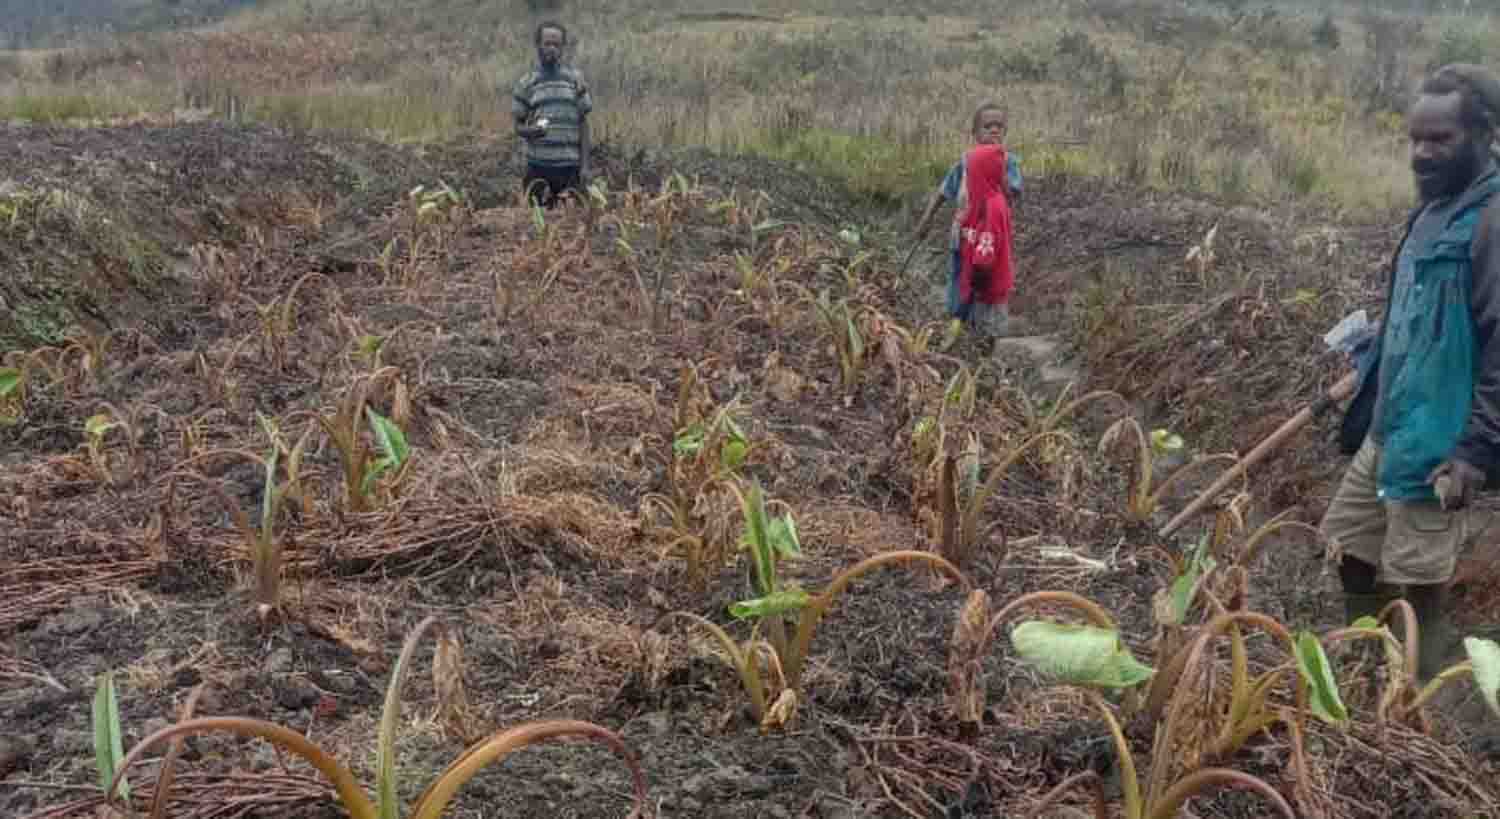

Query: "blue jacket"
(1343, 168), (1500, 501)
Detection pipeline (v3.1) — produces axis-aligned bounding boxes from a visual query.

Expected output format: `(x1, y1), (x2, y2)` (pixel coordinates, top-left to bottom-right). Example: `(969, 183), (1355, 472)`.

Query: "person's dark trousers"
(523, 163), (581, 209)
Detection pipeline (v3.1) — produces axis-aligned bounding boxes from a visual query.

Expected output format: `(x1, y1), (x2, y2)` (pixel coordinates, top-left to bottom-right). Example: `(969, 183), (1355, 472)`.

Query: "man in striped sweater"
(512, 21), (593, 208)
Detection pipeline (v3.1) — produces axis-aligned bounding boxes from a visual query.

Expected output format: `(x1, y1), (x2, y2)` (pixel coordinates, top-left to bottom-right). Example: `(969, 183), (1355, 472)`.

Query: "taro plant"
(248, 413), (316, 619)
(935, 429), (1075, 569)
(163, 417), (315, 622)
(83, 411), (122, 484)
(319, 367), (412, 513)
(103, 616), (648, 819)
(667, 481), (968, 732)
(248, 272), (334, 374)
(802, 288), (865, 394)
(1317, 604), (1500, 729)
(1007, 381), (1129, 438)
(1098, 416), (1241, 523)
(640, 364), (750, 588)
(962, 591), (1298, 819)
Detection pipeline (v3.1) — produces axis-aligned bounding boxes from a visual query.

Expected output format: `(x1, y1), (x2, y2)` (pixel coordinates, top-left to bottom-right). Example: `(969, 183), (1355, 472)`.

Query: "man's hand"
(1428, 459), (1486, 510)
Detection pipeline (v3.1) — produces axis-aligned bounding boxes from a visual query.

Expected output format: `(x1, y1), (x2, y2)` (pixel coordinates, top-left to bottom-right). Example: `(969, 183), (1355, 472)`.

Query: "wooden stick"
(1158, 371), (1359, 540)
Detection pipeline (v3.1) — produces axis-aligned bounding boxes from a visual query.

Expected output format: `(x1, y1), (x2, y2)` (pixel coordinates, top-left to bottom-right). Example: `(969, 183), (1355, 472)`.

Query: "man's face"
(538, 27), (564, 67)
(975, 110), (1007, 145)
(1410, 92), (1487, 201)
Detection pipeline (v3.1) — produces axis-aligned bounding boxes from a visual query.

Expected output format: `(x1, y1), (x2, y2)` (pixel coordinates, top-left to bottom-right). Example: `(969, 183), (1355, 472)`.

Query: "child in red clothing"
(954, 143), (1016, 337)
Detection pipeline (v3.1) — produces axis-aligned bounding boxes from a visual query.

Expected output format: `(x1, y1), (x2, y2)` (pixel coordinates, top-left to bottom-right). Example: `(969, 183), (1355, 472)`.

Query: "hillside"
(2, 111), (1498, 817)
(3, 1), (1500, 817)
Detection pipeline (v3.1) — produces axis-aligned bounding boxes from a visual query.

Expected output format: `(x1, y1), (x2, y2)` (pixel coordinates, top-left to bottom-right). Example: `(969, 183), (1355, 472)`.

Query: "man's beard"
(538, 50), (559, 67)
(1414, 139), (1485, 201)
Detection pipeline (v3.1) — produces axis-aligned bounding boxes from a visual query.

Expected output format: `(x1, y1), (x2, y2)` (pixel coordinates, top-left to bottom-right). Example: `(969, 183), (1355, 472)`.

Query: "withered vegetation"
(1, 116), (1498, 819)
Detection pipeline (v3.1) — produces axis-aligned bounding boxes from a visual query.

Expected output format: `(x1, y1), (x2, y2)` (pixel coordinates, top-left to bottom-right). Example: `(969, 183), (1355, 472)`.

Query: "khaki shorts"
(1320, 438), (1468, 586)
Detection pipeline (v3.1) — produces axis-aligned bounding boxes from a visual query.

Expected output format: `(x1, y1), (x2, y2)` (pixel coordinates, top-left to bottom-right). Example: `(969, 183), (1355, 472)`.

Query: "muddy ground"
(2, 120), (1499, 819)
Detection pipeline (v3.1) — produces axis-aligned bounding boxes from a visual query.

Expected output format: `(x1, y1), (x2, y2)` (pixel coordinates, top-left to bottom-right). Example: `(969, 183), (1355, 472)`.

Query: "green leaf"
(93, 672), (129, 801)
(737, 482), (776, 596)
(1160, 535), (1217, 626)
(358, 334), (386, 361)
(0, 367), (21, 397)
(85, 412), (118, 439)
(1465, 636), (1500, 718)
(1295, 631), (1348, 724)
(260, 446), (281, 543)
(673, 423), (706, 457)
(366, 407), (409, 466)
(720, 439), (748, 471)
(362, 457), (394, 498)
(729, 589), (812, 620)
(1150, 428), (1184, 457)
(1350, 616), (1381, 630)
(1010, 621), (1155, 689)
(767, 513), (801, 558)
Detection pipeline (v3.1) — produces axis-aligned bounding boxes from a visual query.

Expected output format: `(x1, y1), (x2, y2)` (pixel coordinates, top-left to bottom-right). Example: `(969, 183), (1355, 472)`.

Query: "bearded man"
(1324, 63), (1500, 683)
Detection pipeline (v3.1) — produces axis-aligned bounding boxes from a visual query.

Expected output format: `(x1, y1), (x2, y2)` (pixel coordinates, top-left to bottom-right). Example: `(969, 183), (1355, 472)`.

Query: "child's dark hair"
(971, 102), (1006, 134)
(535, 21), (568, 46)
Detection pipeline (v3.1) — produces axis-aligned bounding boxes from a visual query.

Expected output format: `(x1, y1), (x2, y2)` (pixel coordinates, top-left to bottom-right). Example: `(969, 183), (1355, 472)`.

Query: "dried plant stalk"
(949, 588), (991, 738)
(433, 626), (473, 745)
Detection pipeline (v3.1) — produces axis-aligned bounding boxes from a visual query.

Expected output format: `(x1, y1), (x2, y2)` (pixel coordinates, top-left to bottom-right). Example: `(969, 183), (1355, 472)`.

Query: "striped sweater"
(511, 64), (593, 169)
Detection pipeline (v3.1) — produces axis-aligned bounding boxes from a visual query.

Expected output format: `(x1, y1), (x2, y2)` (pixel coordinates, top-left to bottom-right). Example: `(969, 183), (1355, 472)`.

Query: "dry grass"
(5, 0), (1499, 209)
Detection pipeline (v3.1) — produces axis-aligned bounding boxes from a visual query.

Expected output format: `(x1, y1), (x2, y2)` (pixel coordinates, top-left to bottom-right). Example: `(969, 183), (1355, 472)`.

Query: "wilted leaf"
(766, 364), (806, 404)
(1466, 637), (1500, 718)
(1295, 631), (1348, 724)
(433, 627), (472, 743)
(1010, 621), (1155, 689)
(949, 590), (991, 725)
(761, 688), (800, 732)
(730, 589), (812, 620)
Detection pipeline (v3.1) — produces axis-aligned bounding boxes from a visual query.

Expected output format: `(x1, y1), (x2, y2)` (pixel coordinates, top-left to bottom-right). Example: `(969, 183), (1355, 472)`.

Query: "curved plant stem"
(962, 430), (1076, 556)
(149, 683), (206, 819)
(1234, 512), (1325, 568)
(1409, 660), (1475, 712)
(1026, 770), (1106, 819)
(1145, 612), (1299, 803)
(1379, 598), (1422, 685)
(1039, 388), (1129, 433)
(784, 550), (967, 689)
(662, 612), (767, 720)
(106, 718), (378, 819)
(980, 590), (1118, 654)
(1145, 454), (1243, 517)
(1084, 691), (1142, 819)
(409, 720), (648, 819)
(376, 614), (442, 819)
(1147, 767), (1295, 819)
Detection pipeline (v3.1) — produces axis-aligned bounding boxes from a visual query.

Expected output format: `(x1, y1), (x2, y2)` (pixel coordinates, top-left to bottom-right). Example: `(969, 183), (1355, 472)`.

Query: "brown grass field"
(3, 2), (1500, 818)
